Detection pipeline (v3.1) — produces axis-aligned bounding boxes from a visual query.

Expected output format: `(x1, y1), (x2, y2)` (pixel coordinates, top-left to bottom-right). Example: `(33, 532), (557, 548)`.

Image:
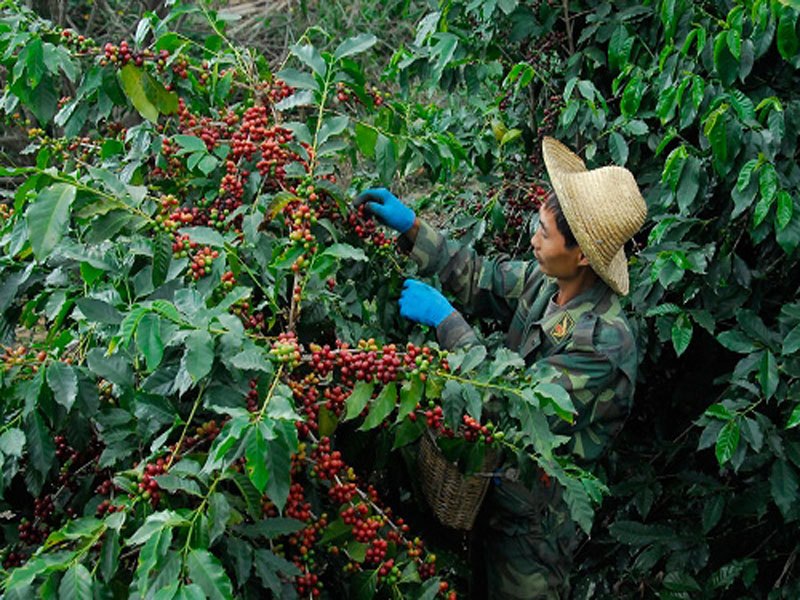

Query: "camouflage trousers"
(473, 476), (579, 600)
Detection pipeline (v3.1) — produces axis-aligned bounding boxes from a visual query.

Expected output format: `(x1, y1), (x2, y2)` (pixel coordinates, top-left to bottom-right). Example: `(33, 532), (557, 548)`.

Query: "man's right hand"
(354, 188), (416, 234)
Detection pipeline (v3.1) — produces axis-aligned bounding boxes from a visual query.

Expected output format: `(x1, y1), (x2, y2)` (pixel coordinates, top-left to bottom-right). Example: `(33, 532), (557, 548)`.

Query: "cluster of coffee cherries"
(347, 204), (393, 248)
(334, 81), (387, 107)
(270, 332), (303, 366)
(1, 345), (47, 374)
(308, 437), (345, 480)
(53, 27), (95, 53)
(137, 458), (169, 506)
(95, 499), (124, 517)
(187, 246), (219, 281)
(231, 299), (266, 332)
(0, 202), (14, 222)
(97, 378), (115, 405)
(176, 99), (220, 150)
(492, 183), (548, 253)
(534, 93), (564, 138)
(245, 378), (260, 412)
(17, 489), (59, 546)
(100, 41), (185, 80)
(183, 419), (221, 449)
(264, 78), (295, 104)
(461, 415), (496, 444)
(2, 548), (27, 569)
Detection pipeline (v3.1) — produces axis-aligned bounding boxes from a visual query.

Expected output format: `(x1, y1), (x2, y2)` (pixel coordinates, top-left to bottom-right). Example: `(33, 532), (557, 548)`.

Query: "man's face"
(530, 204), (587, 279)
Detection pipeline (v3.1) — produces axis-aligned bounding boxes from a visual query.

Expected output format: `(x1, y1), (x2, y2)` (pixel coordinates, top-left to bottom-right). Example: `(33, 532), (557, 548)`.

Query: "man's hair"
(545, 192), (578, 249)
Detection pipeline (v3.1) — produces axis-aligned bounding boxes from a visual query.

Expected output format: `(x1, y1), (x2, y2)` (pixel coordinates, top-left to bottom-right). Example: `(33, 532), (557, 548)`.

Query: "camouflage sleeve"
(407, 219), (536, 323)
(528, 321), (636, 462)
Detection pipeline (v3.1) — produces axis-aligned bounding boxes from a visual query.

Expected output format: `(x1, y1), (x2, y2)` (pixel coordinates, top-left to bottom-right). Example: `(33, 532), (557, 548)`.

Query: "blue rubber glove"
(354, 188), (416, 234)
(398, 279), (456, 327)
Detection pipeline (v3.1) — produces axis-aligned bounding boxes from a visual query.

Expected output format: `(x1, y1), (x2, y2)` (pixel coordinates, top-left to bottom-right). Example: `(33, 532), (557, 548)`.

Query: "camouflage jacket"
(405, 220), (638, 462)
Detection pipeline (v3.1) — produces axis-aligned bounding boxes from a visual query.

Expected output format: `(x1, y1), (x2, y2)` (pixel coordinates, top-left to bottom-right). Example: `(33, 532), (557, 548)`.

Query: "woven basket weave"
(417, 430), (501, 530)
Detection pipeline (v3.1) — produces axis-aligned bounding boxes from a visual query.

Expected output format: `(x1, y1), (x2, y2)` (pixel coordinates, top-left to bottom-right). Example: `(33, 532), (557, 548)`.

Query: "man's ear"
(575, 248), (591, 267)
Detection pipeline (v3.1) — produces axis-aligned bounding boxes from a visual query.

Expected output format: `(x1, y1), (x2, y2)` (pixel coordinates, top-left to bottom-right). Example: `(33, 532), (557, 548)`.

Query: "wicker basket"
(417, 429), (501, 530)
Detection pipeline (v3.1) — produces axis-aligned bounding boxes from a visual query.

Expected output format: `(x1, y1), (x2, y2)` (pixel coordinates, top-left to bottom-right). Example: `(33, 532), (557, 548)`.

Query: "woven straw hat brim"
(542, 137), (646, 296)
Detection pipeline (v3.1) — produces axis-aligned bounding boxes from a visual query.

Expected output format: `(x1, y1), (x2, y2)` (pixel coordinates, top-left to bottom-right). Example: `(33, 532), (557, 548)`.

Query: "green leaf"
(759, 163), (778, 205)
(290, 43), (326, 77)
(535, 382), (575, 423)
(229, 348), (271, 372)
(655, 86), (678, 123)
(185, 330), (214, 381)
(621, 72), (644, 117)
(705, 404), (733, 420)
(25, 410), (55, 489)
(726, 29), (741, 60)
(783, 323), (800, 355)
(275, 89), (316, 112)
(736, 159), (759, 192)
(671, 313), (693, 357)
(274, 68), (319, 92)
(715, 419), (740, 465)
(608, 24), (634, 72)
(46, 361), (78, 412)
(118, 63), (177, 123)
(264, 422), (296, 512)
(661, 145), (687, 191)
(350, 570), (378, 600)
(702, 495), (724, 533)
(771, 459), (799, 518)
(120, 307), (147, 347)
(729, 88), (756, 124)
(460, 345), (487, 373)
(355, 123), (378, 158)
(127, 510), (189, 545)
(392, 417), (424, 449)
(185, 549), (234, 600)
(758, 350), (779, 400)
(360, 382), (397, 431)
(664, 571), (702, 593)
(153, 234), (172, 288)
(776, 191), (793, 230)
(777, 6), (799, 60)
(717, 329), (758, 353)
(318, 116), (349, 146)
(173, 135), (207, 154)
(609, 519), (679, 545)
(334, 33), (378, 60)
(375, 134), (396, 185)
(243, 517), (305, 539)
(25, 183), (76, 260)
(253, 549), (301, 595)
(704, 106), (728, 169)
(0, 428), (25, 457)
(786, 404), (800, 429)
(713, 32), (738, 87)
(344, 382), (375, 421)
(397, 377), (423, 423)
(137, 313), (164, 371)
(58, 563), (93, 600)
(608, 131), (629, 165)
(322, 243), (367, 261)
(178, 226), (225, 248)
(245, 423), (269, 493)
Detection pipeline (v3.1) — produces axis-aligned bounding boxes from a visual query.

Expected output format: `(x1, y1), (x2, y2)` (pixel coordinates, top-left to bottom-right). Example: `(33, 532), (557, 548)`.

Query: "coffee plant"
(0, 2), (604, 598)
(4, 0), (800, 598)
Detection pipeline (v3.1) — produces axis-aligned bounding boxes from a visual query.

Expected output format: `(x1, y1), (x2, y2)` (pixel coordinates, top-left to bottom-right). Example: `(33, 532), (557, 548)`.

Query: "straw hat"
(541, 136), (647, 296)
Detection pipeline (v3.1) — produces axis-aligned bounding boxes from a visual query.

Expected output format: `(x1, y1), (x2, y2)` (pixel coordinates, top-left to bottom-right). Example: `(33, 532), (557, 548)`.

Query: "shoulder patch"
(548, 311), (575, 344)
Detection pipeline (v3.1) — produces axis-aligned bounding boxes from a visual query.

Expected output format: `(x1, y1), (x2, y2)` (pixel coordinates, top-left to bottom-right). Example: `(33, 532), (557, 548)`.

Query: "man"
(355, 137), (646, 598)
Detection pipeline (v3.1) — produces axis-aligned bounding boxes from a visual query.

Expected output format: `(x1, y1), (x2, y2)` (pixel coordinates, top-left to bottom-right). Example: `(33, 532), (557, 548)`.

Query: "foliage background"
(3, 0), (800, 598)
